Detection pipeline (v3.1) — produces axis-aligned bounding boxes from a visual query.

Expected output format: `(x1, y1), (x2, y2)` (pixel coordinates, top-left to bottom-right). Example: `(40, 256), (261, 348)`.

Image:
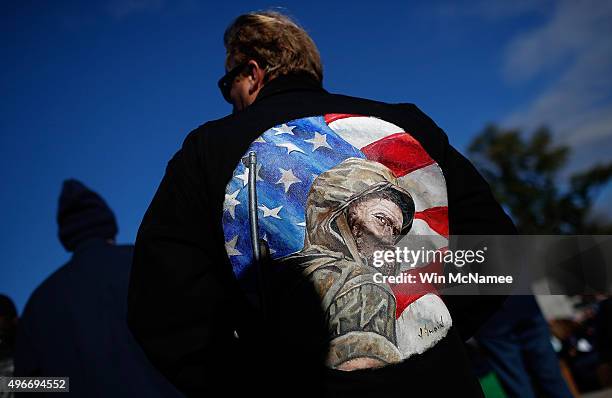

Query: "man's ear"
(246, 59), (266, 94)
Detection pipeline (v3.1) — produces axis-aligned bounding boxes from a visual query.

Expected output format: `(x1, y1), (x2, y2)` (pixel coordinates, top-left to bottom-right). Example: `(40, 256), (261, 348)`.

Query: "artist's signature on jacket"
(417, 316), (446, 338)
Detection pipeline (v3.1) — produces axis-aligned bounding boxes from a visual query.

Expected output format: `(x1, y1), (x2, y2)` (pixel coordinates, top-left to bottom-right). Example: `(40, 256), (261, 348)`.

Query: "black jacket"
(127, 73), (516, 397)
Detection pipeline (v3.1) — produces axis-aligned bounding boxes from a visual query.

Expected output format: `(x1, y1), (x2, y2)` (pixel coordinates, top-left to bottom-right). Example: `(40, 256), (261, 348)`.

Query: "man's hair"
(223, 11), (323, 83)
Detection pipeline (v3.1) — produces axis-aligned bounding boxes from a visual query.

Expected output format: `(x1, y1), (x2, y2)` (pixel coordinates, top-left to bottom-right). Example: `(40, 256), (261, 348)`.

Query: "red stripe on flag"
(361, 133), (435, 177)
(415, 206), (449, 238)
(324, 113), (362, 124)
(390, 259), (444, 318)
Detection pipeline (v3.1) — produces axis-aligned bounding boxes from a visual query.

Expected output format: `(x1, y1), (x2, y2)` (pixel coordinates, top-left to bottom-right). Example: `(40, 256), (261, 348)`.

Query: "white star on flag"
(224, 189), (241, 219)
(225, 235), (242, 257)
(262, 233), (276, 255)
(296, 221), (306, 227)
(272, 123), (297, 136)
(258, 204), (283, 219)
(305, 131), (332, 151)
(235, 164), (263, 186)
(254, 136), (266, 143)
(276, 168), (301, 193)
(277, 142), (305, 155)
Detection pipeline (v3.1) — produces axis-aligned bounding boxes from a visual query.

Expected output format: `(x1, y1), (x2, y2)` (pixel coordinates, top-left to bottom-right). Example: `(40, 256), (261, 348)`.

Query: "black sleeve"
(407, 104), (517, 340)
(127, 130), (242, 396)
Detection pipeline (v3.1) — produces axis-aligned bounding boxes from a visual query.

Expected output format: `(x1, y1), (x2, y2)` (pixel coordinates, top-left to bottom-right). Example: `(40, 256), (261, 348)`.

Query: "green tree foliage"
(467, 125), (612, 233)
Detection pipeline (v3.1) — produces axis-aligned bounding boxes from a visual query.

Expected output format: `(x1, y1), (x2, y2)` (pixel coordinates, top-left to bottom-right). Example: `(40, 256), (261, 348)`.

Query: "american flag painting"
(222, 114), (453, 365)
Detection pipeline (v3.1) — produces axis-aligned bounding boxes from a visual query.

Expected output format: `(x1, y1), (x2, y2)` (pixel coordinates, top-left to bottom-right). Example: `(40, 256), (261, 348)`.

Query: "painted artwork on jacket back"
(222, 114), (452, 370)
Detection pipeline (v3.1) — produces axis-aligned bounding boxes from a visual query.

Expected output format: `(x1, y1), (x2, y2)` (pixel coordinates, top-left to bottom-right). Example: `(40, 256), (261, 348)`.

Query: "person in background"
(0, 294), (17, 398)
(476, 295), (573, 397)
(14, 179), (182, 397)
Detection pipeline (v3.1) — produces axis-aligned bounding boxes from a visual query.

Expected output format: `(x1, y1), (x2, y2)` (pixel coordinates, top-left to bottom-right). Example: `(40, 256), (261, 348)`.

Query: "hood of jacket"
(57, 179), (118, 252)
(303, 157), (414, 261)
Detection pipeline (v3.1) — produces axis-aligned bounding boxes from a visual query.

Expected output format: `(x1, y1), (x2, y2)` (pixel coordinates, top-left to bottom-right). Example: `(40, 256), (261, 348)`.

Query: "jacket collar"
(252, 72), (326, 105)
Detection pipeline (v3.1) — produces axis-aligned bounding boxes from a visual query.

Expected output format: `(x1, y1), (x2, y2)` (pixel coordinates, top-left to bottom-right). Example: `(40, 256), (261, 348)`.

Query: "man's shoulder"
(319, 93), (450, 160)
(176, 91), (450, 172)
(20, 262), (71, 322)
(325, 92), (416, 112)
(309, 92), (440, 129)
(189, 92), (444, 141)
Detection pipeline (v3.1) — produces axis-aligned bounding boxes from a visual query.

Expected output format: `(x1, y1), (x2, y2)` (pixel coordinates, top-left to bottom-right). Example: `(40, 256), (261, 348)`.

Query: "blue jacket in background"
(14, 239), (182, 397)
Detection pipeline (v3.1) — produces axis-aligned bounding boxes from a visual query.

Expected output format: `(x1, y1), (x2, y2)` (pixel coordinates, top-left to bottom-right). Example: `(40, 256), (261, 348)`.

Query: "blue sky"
(2, 0), (611, 312)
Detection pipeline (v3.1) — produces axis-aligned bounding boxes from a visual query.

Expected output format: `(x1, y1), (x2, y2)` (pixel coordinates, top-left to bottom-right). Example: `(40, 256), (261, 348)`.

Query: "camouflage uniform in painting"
(278, 158), (415, 369)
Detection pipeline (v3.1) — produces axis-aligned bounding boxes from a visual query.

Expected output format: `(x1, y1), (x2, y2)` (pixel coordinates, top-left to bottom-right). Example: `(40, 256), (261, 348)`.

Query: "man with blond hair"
(128, 11), (516, 397)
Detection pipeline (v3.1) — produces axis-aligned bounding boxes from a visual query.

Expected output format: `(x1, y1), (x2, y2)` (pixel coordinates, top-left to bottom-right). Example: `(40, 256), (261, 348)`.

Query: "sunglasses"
(217, 62), (249, 104)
